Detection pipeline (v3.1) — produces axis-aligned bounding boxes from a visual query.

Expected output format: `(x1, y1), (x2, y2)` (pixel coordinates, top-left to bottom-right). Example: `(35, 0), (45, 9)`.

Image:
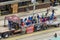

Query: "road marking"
(5, 27), (60, 40)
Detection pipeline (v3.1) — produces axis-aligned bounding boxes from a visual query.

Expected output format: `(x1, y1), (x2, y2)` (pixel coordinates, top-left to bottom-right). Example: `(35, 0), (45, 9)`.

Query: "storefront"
(0, 0), (50, 15)
(18, 0), (50, 12)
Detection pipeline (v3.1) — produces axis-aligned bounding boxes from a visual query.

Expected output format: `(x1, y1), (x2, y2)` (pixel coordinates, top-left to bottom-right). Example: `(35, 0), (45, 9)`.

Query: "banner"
(26, 25), (34, 34)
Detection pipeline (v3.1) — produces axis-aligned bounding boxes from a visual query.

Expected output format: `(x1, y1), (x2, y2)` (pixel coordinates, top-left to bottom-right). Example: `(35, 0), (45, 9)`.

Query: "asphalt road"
(2, 27), (60, 40)
(15, 29), (60, 40)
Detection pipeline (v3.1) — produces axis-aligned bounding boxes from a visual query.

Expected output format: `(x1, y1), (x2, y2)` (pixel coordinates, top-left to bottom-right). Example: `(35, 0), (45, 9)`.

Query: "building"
(0, 0), (50, 15)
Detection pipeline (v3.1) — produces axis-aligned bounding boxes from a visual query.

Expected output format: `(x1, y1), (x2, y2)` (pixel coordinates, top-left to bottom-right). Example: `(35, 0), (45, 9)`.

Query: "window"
(18, 1), (31, 7)
(36, 0), (41, 2)
(36, 0), (42, 2)
(0, 4), (12, 15)
(18, 2), (27, 6)
(0, 0), (13, 2)
(0, 5), (11, 11)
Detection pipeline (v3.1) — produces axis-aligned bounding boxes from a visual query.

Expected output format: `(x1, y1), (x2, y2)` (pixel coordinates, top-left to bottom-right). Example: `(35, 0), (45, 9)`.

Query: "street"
(2, 27), (60, 40)
(15, 29), (60, 40)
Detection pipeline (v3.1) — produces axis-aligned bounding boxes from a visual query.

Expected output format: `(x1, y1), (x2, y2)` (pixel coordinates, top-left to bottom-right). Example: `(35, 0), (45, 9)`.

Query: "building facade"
(0, 0), (50, 15)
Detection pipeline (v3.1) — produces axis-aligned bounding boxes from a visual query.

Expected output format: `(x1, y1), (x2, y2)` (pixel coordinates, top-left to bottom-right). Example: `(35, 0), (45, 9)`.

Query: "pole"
(31, 0), (36, 13)
(31, 0), (36, 18)
(33, 2), (36, 18)
(33, 3), (35, 14)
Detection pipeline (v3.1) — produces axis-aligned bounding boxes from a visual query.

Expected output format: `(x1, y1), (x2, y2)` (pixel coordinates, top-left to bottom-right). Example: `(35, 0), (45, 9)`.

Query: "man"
(54, 33), (57, 38)
(50, 9), (55, 20)
(45, 9), (49, 16)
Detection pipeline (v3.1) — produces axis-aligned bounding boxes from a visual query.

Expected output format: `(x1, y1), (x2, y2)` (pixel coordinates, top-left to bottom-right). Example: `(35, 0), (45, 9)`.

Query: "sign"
(26, 25), (34, 34)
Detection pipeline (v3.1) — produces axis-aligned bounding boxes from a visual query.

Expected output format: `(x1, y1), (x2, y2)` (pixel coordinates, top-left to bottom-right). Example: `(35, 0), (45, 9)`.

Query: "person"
(50, 0), (53, 6)
(54, 0), (57, 6)
(50, 0), (56, 6)
(37, 14), (40, 23)
(50, 9), (55, 20)
(54, 33), (57, 38)
(45, 9), (49, 16)
(52, 9), (55, 13)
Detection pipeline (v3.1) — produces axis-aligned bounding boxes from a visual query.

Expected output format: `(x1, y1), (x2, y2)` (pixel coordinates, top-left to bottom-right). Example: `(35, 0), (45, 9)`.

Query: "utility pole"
(31, 0), (39, 24)
(31, 0), (36, 18)
(31, 0), (36, 19)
